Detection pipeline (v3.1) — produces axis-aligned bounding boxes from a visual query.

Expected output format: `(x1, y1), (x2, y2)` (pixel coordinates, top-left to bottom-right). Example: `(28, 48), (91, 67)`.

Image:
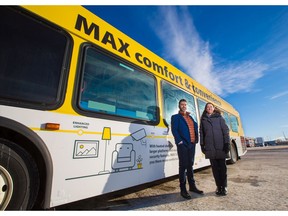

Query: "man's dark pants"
(177, 143), (196, 192)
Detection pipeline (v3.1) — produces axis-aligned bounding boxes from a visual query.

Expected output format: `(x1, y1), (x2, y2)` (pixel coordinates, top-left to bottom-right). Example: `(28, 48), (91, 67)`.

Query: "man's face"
(179, 101), (187, 113)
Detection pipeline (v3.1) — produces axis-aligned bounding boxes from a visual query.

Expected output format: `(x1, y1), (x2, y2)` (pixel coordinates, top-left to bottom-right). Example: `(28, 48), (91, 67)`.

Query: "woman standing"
(200, 102), (230, 196)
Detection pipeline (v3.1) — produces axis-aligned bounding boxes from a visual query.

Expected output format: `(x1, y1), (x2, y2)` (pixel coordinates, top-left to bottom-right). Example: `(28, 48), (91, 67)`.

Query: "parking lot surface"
(56, 145), (288, 210)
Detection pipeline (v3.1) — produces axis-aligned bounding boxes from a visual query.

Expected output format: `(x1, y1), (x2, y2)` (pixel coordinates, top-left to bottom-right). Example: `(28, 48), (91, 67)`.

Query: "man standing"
(171, 99), (203, 199)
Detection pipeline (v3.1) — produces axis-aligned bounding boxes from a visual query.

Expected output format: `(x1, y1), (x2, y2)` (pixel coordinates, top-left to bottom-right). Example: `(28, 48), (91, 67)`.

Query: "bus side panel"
(1, 106), (180, 206)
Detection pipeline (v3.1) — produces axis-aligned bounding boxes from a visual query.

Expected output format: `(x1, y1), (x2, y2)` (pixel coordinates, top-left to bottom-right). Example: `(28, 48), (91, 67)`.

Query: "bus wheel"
(0, 164), (13, 210)
(0, 139), (39, 210)
(228, 143), (238, 164)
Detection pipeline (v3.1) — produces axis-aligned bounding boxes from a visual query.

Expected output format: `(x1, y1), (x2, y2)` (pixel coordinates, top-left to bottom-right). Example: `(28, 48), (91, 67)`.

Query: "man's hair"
(178, 99), (187, 108)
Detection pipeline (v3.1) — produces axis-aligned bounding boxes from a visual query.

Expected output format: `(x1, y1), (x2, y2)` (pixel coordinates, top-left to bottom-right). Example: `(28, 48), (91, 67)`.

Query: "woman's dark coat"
(200, 112), (230, 159)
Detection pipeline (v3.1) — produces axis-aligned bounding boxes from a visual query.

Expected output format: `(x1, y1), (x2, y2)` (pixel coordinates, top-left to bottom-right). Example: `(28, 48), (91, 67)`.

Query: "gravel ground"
(56, 145), (288, 211)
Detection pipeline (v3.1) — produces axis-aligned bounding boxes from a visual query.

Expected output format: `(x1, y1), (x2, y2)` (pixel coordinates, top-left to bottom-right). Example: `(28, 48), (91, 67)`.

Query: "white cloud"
(152, 6), (268, 97)
(215, 61), (268, 96)
(270, 91), (288, 100)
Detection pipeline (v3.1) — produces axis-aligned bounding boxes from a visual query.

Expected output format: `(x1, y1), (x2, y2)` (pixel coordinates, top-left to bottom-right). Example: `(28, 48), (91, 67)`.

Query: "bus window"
(197, 99), (206, 118)
(0, 7), (69, 108)
(223, 112), (231, 130)
(230, 115), (239, 133)
(162, 81), (197, 125)
(78, 46), (157, 123)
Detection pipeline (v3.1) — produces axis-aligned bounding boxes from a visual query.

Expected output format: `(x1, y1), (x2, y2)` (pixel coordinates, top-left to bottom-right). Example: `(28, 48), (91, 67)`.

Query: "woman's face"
(206, 104), (214, 115)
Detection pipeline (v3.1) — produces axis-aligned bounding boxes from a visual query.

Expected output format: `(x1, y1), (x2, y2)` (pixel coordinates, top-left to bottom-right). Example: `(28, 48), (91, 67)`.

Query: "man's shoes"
(189, 185), (204, 194)
(180, 191), (191, 199)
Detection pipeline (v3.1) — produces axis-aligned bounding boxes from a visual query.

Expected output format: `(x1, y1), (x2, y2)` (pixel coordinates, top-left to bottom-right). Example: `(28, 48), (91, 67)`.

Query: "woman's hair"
(201, 102), (221, 118)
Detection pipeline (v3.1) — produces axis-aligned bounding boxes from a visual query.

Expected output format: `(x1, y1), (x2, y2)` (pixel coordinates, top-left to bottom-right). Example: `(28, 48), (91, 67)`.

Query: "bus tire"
(227, 143), (238, 164)
(0, 139), (39, 210)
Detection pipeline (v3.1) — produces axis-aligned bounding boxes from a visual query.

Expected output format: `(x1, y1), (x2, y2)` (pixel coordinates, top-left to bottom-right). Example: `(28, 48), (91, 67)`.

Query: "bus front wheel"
(0, 139), (39, 210)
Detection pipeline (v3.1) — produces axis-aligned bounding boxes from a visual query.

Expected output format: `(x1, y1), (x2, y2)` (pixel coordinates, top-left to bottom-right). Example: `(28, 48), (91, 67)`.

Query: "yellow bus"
(0, 6), (246, 210)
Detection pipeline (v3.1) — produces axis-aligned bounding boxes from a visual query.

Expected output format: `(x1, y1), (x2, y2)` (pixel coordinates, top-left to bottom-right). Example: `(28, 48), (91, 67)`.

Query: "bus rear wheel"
(0, 139), (39, 210)
(228, 143), (238, 164)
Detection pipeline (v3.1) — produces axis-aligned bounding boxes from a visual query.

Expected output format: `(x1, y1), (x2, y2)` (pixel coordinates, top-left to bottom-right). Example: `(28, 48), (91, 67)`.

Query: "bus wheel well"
(228, 140), (238, 164)
(231, 140), (238, 152)
(0, 126), (46, 209)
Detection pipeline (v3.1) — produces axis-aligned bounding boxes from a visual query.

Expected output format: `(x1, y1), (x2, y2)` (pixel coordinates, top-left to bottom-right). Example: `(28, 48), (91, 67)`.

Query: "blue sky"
(83, 5), (288, 141)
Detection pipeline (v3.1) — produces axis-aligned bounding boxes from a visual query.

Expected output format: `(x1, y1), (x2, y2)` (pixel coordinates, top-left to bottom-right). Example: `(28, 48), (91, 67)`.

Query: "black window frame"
(230, 114), (239, 133)
(197, 98), (233, 131)
(73, 43), (160, 126)
(222, 111), (231, 130)
(161, 80), (197, 125)
(0, 6), (72, 110)
(196, 98), (207, 120)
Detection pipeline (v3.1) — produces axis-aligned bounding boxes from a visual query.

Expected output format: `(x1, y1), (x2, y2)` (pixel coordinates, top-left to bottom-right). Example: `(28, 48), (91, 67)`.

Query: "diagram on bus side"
(71, 127), (148, 177)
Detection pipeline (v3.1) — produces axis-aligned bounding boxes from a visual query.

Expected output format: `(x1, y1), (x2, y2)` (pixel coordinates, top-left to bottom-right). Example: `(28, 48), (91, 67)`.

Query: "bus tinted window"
(79, 47), (157, 122)
(223, 112), (231, 130)
(0, 7), (68, 107)
(162, 81), (197, 124)
(230, 115), (239, 132)
(197, 99), (206, 118)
